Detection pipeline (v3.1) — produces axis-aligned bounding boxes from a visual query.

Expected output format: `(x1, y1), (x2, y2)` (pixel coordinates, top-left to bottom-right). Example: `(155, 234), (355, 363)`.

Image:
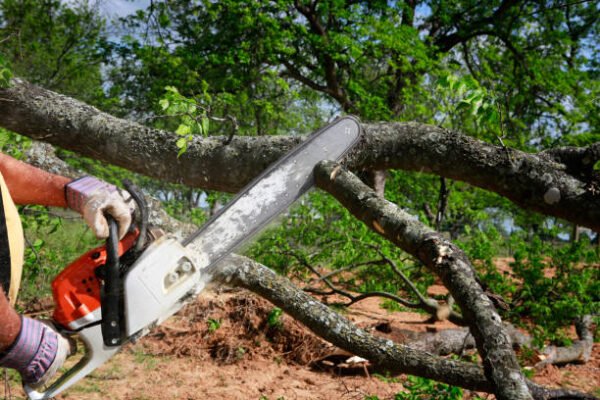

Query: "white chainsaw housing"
(124, 235), (205, 337)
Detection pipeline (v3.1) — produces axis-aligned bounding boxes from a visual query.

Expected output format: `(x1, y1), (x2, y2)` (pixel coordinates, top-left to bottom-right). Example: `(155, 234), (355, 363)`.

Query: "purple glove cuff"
(65, 176), (117, 214)
(0, 317), (59, 385)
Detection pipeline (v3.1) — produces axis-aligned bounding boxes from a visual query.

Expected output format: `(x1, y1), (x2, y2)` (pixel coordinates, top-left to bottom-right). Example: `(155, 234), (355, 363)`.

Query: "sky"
(61, 0), (150, 18)
(100, 0), (150, 17)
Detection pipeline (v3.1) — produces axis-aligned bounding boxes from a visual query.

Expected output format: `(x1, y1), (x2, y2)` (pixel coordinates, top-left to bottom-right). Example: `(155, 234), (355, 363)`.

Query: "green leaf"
(158, 11), (170, 28)
(175, 137), (187, 148)
(159, 98), (170, 111)
(0, 68), (12, 88)
(176, 124), (191, 136)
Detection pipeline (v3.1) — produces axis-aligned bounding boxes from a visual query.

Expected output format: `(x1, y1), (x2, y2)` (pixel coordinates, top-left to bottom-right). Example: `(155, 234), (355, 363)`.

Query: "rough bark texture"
(536, 316), (595, 368)
(403, 322), (594, 368)
(0, 79), (599, 230)
(314, 161), (532, 400)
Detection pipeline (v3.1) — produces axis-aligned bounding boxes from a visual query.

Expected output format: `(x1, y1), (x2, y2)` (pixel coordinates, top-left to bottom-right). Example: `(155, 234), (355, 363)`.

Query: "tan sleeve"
(0, 172), (24, 306)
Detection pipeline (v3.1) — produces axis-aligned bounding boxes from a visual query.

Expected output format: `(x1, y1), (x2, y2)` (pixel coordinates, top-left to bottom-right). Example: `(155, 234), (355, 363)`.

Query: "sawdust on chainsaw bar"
(6, 287), (599, 399)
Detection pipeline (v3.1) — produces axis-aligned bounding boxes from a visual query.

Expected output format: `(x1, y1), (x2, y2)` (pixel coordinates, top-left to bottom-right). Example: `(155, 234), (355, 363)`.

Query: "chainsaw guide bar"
(184, 115), (362, 274)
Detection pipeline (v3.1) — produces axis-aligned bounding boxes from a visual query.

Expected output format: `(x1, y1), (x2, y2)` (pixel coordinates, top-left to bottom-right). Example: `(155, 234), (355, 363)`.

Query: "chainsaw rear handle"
(122, 179), (148, 252)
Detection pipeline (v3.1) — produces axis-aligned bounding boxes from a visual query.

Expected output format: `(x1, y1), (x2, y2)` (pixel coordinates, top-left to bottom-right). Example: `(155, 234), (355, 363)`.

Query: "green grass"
(132, 349), (159, 371)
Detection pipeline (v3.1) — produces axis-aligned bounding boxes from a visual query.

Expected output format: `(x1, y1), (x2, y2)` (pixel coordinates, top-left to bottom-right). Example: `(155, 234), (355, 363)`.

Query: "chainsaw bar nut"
(65, 176), (133, 240)
(180, 261), (193, 273)
(167, 272), (179, 284)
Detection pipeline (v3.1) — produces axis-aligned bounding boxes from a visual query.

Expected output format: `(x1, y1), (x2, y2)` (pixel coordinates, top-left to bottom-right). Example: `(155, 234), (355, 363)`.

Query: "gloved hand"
(0, 317), (75, 388)
(65, 176), (133, 239)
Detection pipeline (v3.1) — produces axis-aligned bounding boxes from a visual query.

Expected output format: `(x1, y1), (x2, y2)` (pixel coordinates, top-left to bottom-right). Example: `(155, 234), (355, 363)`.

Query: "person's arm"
(0, 153), (132, 239)
(0, 153), (70, 207)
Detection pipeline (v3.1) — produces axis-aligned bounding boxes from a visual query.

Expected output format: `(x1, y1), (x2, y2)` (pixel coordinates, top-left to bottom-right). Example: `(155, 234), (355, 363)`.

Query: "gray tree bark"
(0, 79), (599, 230)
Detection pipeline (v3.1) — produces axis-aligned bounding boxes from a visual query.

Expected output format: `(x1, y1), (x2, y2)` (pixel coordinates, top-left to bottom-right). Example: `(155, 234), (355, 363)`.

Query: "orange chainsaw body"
(51, 230), (139, 330)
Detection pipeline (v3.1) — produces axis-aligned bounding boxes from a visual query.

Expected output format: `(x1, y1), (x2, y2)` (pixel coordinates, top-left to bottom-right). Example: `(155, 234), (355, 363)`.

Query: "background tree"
(108, 0), (598, 232)
(0, 0), (107, 103)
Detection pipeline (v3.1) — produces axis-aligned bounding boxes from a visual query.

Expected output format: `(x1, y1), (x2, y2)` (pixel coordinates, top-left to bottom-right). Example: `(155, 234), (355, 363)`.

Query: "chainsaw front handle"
(100, 216), (124, 346)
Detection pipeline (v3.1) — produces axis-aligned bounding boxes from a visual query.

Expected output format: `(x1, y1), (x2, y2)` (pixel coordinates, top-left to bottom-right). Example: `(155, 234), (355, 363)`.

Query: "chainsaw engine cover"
(123, 234), (203, 337)
(52, 230), (139, 330)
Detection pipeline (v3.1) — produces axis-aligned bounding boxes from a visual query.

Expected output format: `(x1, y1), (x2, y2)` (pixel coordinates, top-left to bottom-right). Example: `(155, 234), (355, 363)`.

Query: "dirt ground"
(3, 287), (599, 400)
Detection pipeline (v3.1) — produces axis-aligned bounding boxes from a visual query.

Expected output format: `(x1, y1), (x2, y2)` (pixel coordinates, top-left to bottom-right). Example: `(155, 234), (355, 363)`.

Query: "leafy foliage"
(207, 318), (221, 333)
(436, 73), (502, 142)
(509, 237), (599, 345)
(365, 376), (463, 400)
(266, 307), (284, 329)
(247, 189), (431, 306)
(459, 227), (600, 344)
(18, 210), (98, 304)
(0, 128), (31, 159)
(395, 376), (463, 400)
(158, 85), (211, 156)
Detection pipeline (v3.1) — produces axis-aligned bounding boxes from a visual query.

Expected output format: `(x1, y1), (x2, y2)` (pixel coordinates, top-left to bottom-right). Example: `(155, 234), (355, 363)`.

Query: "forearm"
(0, 288), (21, 352)
(0, 153), (70, 207)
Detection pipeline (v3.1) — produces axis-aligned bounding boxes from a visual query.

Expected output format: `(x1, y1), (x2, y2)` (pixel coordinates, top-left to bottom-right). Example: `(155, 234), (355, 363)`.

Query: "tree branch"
(314, 161), (532, 399)
(214, 254), (494, 390)
(0, 79), (598, 231)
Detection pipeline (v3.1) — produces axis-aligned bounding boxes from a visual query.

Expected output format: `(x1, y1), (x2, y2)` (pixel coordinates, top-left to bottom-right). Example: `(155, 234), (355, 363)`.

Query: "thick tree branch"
(314, 161), (532, 399)
(403, 320), (595, 369)
(355, 123), (599, 231)
(536, 315), (595, 368)
(0, 79), (598, 231)
(541, 144), (600, 180)
(214, 255), (493, 389)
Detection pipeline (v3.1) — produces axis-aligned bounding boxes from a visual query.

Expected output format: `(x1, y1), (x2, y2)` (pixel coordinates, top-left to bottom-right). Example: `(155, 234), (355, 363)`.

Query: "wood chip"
(373, 220), (385, 234)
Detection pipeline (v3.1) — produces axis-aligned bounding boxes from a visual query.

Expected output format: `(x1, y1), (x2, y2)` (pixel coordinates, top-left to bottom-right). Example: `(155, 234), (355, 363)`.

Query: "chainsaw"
(24, 116), (361, 399)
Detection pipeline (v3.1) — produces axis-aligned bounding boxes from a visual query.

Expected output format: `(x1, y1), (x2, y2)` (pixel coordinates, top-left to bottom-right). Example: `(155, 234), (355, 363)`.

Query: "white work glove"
(65, 176), (133, 239)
